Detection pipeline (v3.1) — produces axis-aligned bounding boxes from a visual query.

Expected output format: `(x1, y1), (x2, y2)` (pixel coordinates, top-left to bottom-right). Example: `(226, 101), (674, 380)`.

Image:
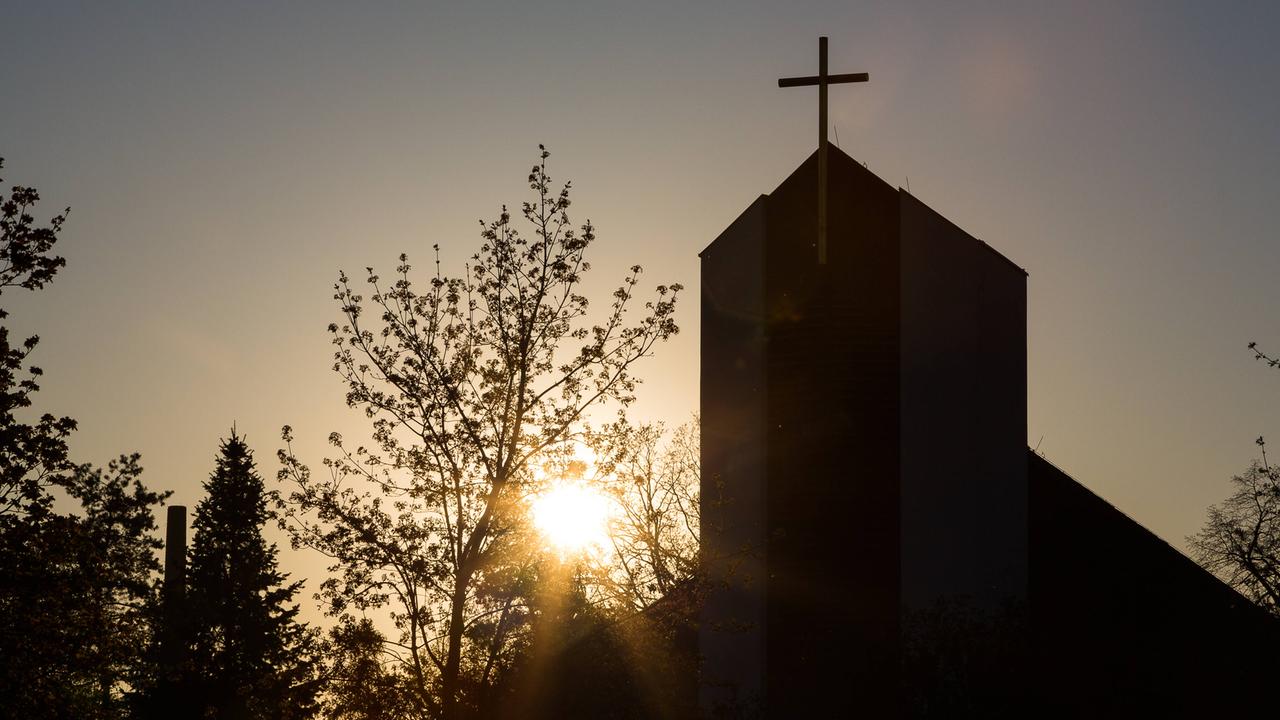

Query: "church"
(698, 142), (1280, 718)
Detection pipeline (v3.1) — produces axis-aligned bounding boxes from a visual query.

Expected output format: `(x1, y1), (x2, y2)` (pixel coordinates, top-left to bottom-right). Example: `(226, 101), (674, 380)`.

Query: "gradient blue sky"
(4, 1), (1279, 609)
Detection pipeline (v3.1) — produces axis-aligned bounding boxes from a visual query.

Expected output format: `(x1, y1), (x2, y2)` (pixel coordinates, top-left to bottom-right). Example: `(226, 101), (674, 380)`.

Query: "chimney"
(160, 504), (187, 684)
(163, 505), (186, 602)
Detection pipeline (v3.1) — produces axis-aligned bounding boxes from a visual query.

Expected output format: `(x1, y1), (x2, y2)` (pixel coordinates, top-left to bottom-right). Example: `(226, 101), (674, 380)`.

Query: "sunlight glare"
(531, 482), (613, 555)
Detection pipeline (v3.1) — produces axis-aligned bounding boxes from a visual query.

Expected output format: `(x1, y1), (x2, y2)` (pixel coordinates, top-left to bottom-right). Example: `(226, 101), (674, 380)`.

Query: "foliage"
(0, 156), (74, 519)
(0, 156), (169, 718)
(1189, 437), (1280, 616)
(321, 617), (418, 720)
(491, 566), (698, 720)
(185, 432), (322, 719)
(0, 157), (67, 296)
(0, 456), (166, 718)
(277, 146), (682, 719)
(468, 419), (703, 719)
(584, 419), (700, 611)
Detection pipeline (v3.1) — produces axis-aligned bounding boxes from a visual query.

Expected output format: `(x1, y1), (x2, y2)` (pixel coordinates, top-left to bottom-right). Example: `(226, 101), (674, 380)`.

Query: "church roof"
(701, 146), (1028, 278)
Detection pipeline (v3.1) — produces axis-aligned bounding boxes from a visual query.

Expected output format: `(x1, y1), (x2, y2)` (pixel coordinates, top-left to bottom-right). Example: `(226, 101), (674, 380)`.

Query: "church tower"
(699, 145), (1029, 715)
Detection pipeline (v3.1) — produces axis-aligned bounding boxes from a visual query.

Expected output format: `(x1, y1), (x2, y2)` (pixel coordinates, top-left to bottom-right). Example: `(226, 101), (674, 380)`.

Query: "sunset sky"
(4, 1), (1279, 607)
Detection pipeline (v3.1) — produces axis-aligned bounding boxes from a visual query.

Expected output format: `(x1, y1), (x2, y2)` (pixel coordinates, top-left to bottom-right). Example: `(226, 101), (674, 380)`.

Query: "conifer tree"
(186, 431), (320, 719)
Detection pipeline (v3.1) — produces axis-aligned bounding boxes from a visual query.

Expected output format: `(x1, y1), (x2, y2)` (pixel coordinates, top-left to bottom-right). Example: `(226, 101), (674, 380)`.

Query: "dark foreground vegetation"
(0, 150), (697, 720)
(2, 148), (1277, 719)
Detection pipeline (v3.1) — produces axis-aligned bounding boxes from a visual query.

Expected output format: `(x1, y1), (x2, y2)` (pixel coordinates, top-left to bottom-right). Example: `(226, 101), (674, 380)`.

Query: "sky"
(3, 1), (1280, 615)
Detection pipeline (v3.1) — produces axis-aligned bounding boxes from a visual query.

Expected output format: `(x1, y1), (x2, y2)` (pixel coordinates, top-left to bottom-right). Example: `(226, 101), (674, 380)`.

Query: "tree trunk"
(440, 578), (469, 720)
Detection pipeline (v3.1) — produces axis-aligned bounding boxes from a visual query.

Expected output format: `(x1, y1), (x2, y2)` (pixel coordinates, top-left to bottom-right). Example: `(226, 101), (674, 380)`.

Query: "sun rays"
(530, 481), (615, 557)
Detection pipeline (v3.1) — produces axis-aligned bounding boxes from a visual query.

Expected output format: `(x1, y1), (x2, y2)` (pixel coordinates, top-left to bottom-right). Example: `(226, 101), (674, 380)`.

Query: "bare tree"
(277, 147), (682, 719)
(1189, 437), (1280, 616)
(587, 420), (700, 612)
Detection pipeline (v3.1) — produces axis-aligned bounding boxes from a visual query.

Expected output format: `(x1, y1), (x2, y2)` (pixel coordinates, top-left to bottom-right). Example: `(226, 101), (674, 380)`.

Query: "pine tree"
(186, 431), (320, 719)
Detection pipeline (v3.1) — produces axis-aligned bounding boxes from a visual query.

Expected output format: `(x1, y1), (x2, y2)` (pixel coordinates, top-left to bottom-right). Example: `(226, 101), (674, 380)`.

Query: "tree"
(586, 419), (700, 612)
(1249, 341), (1280, 371)
(0, 154), (73, 520)
(1, 455), (167, 718)
(1189, 437), (1280, 617)
(321, 618), (416, 720)
(523, 420), (702, 720)
(0, 156), (169, 717)
(277, 146), (683, 719)
(187, 432), (321, 718)
(491, 548), (701, 720)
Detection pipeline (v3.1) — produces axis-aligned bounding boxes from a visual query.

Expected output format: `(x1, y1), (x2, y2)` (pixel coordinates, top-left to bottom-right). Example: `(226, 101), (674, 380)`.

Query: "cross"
(779, 37), (869, 264)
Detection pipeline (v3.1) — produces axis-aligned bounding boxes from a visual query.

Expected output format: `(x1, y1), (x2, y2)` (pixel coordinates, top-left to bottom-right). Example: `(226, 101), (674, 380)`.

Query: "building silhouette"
(699, 146), (1280, 717)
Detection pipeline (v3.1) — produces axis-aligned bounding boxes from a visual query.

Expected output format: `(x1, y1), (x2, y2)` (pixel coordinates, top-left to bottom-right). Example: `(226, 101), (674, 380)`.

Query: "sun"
(530, 482), (613, 556)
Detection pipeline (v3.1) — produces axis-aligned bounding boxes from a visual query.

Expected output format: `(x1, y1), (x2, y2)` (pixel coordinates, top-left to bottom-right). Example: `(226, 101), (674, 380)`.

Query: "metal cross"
(778, 37), (869, 264)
